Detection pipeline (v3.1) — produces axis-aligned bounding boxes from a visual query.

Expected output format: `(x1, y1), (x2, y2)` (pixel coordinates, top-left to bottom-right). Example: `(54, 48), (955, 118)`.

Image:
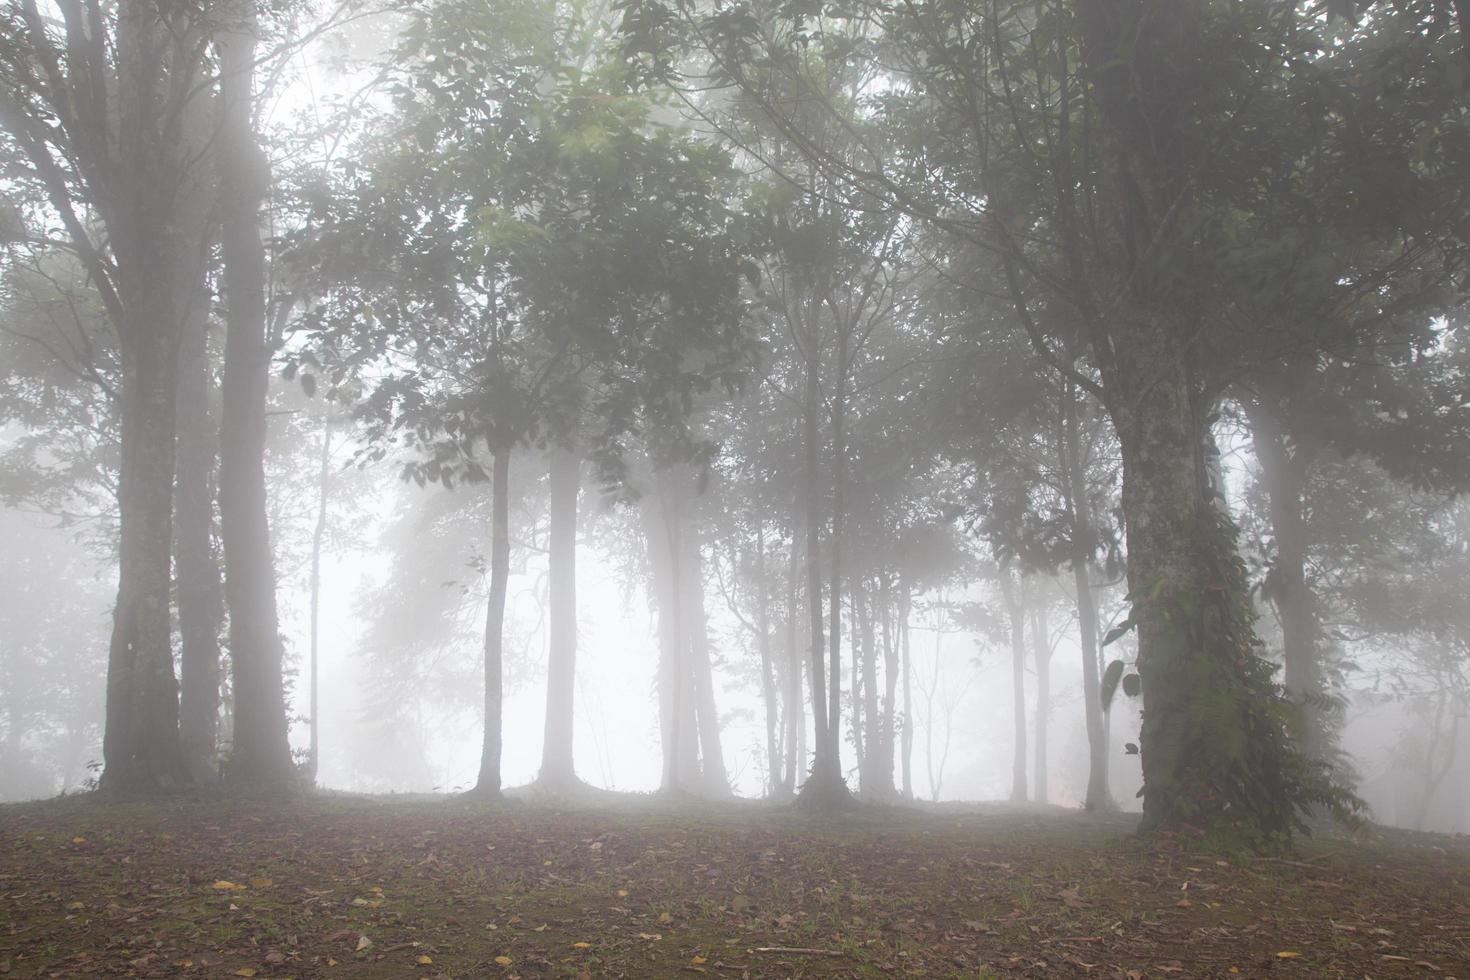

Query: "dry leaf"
(638, 932), (662, 941)
(211, 880), (247, 891)
(658, 911), (672, 924)
(356, 935), (372, 951)
(1276, 951), (1302, 959)
(617, 889), (629, 898)
(691, 955), (708, 965)
(494, 955), (513, 965)
(233, 970), (257, 978)
(71, 837), (86, 844)
(416, 954), (433, 964)
(249, 878), (273, 889)
(570, 942), (591, 949)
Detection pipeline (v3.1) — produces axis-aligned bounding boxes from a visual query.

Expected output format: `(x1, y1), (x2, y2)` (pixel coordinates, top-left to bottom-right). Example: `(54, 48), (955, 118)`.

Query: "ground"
(1, 793), (1466, 978)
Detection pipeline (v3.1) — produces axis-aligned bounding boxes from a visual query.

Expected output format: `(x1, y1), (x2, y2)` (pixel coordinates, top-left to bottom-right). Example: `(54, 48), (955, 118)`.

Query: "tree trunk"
(800, 303), (836, 794)
(540, 448), (580, 788)
(1031, 604), (1051, 805)
(306, 421), (331, 785)
(1245, 397), (1324, 756)
(685, 538), (729, 795)
(103, 318), (188, 793)
(783, 523), (804, 793)
(755, 524), (781, 796)
(1002, 570), (1028, 803)
(824, 320), (847, 789)
(851, 589), (867, 781)
(900, 591), (913, 801)
(871, 578), (898, 800)
(175, 296), (222, 785)
(861, 587), (882, 795)
(1060, 383), (1111, 810)
(218, 10), (293, 791)
(471, 443), (511, 798)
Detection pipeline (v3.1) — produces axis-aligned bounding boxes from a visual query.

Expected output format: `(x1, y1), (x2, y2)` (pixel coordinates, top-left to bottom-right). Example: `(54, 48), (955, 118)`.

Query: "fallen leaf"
(570, 942), (591, 949)
(416, 954), (433, 964)
(211, 880), (247, 891)
(658, 911), (672, 924)
(71, 837), (86, 844)
(233, 970), (257, 978)
(249, 878), (273, 889)
(326, 958), (338, 967)
(691, 955), (708, 965)
(173, 960), (193, 968)
(617, 889), (629, 898)
(356, 935), (372, 951)
(1276, 951), (1302, 959)
(494, 955), (513, 965)
(638, 933), (662, 941)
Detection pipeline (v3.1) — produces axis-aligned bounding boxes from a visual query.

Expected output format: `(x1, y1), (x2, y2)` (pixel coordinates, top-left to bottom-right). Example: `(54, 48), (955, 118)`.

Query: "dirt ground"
(1, 792), (1466, 978)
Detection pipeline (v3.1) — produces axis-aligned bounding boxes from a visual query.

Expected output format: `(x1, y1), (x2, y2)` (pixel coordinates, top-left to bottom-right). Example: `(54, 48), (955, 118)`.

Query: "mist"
(2, 0), (1468, 975)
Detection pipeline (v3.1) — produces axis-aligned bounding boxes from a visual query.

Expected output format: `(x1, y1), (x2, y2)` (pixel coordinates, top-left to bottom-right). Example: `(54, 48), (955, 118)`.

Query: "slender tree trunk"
(783, 523), (803, 793)
(176, 296), (222, 785)
(860, 587), (881, 794)
(1002, 571), (1028, 803)
(306, 421), (331, 784)
(540, 448), (580, 787)
(878, 579), (898, 800)
(1060, 383), (1111, 809)
(851, 589), (867, 781)
(900, 591), (913, 801)
(800, 305), (835, 793)
(1031, 604), (1051, 805)
(471, 443), (511, 798)
(824, 321), (848, 788)
(1245, 397), (1324, 755)
(685, 538), (729, 795)
(755, 524), (781, 795)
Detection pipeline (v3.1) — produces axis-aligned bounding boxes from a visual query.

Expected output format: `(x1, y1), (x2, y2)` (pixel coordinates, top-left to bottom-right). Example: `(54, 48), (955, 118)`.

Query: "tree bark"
(1031, 603), (1051, 805)
(800, 302), (836, 793)
(307, 421), (332, 785)
(755, 524), (781, 795)
(783, 522), (804, 793)
(900, 591), (914, 801)
(1244, 396), (1324, 755)
(471, 443), (511, 798)
(175, 295), (222, 785)
(685, 537), (729, 795)
(1002, 570), (1028, 803)
(1059, 382), (1112, 809)
(217, 8), (293, 791)
(540, 448), (580, 787)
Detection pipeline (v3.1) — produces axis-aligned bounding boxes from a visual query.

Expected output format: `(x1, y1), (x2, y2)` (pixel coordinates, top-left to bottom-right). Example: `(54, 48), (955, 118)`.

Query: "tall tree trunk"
(651, 465), (697, 792)
(98, 0), (214, 795)
(1245, 397), (1324, 756)
(540, 449), (581, 787)
(800, 305), (835, 793)
(755, 524), (781, 796)
(783, 523), (804, 793)
(1031, 604), (1051, 805)
(1002, 570), (1028, 803)
(218, 9), (293, 791)
(860, 587), (881, 794)
(471, 443), (510, 798)
(851, 589), (867, 781)
(685, 538), (729, 795)
(176, 296), (222, 785)
(1060, 382), (1111, 809)
(900, 591), (913, 801)
(306, 421), (331, 785)
(877, 579), (899, 800)
(824, 319), (848, 791)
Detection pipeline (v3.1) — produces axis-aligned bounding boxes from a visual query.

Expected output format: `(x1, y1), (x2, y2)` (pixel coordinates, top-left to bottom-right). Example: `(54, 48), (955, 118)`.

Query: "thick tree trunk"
(1060, 384), (1112, 810)
(103, 319), (188, 793)
(1031, 604), (1051, 805)
(540, 448), (580, 787)
(1002, 571), (1028, 803)
(218, 13), (293, 791)
(650, 466), (698, 792)
(98, 0), (214, 795)
(175, 297), (222, 785)
(471, 443), (511, 798)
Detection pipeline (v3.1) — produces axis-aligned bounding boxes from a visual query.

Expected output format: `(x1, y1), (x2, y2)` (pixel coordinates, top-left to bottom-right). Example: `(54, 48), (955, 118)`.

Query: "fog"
(3, 0), (1469, 847)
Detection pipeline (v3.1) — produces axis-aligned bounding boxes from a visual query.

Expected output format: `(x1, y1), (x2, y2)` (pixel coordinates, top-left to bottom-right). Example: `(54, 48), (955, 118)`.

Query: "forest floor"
(0, 792), (1466, 979)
